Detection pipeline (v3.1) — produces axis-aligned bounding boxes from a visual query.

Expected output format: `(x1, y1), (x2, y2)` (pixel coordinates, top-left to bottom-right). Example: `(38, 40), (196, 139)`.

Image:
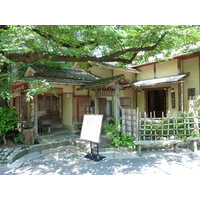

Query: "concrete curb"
(6, 137), (117, 165)
(7, 139), (74, 165)
(28, 140), (72, 153)
(7, 149), (29, 164)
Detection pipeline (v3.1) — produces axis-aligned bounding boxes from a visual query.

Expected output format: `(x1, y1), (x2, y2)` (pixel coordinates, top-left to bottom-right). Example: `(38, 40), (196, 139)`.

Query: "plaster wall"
(89, 65), (112, 78)
(136, 90), (145, 112)
(156, 59), (178, 78)
(63, 93), (73, 128)
(119, 88), (134, 108)
(136, 64), (154, 80)
(113, 70), (135, 82)
(182, 57), (199, 111)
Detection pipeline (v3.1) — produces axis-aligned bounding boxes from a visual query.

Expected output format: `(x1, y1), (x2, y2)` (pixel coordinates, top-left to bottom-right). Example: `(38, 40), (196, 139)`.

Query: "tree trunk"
(3, 134), (6, 145)
(0, 98), (7, 106)
(0, 97), (7, 107)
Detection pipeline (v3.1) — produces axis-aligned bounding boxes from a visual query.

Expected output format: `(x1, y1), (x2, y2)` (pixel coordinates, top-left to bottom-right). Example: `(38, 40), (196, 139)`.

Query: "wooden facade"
(11, 52), (200, 139)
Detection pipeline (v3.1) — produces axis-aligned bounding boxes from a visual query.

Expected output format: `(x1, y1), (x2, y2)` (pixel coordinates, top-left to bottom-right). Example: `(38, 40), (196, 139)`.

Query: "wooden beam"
(199, 55), (200, 95)
(34, 94), (38, 137)
(154, 63), (156, 78)
(115, 82), (120, 119)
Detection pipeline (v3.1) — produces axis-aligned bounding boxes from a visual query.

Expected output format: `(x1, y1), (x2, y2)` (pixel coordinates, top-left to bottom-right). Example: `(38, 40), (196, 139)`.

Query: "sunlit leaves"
(1, 25), (200, 65)
(24, 79), (58, 102)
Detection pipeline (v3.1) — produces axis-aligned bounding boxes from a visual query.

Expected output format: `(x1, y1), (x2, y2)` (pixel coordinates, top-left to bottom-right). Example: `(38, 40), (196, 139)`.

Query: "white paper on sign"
(80, 114), (103, 143)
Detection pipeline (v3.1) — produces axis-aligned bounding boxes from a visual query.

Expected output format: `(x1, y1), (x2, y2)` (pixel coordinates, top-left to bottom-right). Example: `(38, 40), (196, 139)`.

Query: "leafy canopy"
(1, 25), (200, 101)
(1, 25), (200, 65)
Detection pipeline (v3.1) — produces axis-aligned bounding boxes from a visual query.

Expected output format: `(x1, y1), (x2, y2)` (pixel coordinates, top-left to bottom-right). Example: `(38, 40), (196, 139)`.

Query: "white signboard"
(80, 114), (103, 143)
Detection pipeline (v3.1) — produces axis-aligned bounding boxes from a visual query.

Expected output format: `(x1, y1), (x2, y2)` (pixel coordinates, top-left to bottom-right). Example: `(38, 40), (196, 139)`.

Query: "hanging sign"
(80, 114), (103, 143)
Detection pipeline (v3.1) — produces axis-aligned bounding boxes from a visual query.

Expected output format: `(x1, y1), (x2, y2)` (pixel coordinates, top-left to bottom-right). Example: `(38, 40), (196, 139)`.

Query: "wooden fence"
(121, 108), (138, 137)
(121, 108), (200, 141)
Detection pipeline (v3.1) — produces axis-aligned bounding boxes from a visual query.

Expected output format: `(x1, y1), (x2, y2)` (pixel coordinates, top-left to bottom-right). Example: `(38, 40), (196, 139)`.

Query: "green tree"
(1, 25), (200, 65)
(0, 106), (19, 145)
(1, 25), (200, 100)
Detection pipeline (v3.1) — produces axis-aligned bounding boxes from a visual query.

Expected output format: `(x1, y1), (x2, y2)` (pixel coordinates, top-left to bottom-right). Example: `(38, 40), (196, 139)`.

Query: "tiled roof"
(77, 74), (134, 90)
(25, 65), (99, 84)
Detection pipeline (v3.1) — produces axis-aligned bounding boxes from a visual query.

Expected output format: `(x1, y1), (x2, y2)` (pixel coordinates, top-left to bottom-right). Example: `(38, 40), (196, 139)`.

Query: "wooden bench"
(187, 137), (200, 152)
(134, 140), (182, 157)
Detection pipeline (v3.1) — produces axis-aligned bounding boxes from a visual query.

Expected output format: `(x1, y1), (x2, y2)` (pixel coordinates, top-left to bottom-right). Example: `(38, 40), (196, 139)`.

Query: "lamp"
(171, 88), (175, 93)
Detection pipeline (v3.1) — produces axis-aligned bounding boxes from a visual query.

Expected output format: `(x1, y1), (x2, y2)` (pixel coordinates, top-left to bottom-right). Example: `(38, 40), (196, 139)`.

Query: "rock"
(6, 155), (12, 160)
(13, 147), (22, 153)
(2, 155), (7, 160)
(7, 148), (15, 154)
(8, 148), (28, 164)
(4, 152), (9, 156)
(0, 160), (5, 164)
(3, 148), (9, 152)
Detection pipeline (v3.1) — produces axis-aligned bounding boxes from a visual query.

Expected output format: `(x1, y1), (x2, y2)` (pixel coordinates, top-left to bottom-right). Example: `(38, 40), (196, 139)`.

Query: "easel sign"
(80, 114), (103, 143)
(80, 114), (105, 161)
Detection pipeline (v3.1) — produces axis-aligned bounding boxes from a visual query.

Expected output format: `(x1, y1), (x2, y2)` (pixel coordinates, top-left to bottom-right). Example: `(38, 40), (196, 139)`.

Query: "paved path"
(1, 145), (200, 175)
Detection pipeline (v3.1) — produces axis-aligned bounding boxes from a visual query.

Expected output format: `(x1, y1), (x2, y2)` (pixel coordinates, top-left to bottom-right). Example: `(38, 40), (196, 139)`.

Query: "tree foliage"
(0, 25), (200, 101)
(0, 106), (19, 145)
(1, 25), (200, 66)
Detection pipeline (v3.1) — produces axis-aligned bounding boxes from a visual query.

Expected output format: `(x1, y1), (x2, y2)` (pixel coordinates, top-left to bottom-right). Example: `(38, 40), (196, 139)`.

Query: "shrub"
(0, 106), (20, 145)
(104, 118), (135, 148)
(7, 130), (24, 144)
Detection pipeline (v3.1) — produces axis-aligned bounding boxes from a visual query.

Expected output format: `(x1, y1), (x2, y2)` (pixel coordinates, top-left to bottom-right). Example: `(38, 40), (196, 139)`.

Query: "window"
(188, 88), (196, 100)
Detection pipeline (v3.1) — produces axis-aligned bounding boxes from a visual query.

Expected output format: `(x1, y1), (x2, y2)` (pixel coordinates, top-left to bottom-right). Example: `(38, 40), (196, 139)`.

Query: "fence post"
(134, 107), (139, 140)
(194, 110), (199, 136)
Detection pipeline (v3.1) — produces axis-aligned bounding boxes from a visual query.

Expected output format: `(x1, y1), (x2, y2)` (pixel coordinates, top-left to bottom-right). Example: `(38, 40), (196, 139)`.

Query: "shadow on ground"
(2, 147), (200, 175)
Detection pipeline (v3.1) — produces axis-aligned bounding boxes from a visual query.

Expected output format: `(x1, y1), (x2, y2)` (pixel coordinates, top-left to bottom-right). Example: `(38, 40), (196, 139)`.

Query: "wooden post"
(137, 145), (142, 157)
(115, 82), (120, 120)
(173, 143), (179, 153)
(194, 110), (199, 136)
(34, 94), (38, 137)
(191, 141), (198, 152)
(95, 95), (99, 114)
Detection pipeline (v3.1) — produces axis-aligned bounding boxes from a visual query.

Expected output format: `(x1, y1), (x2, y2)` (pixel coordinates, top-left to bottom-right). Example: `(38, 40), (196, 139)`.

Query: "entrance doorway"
(98, 98), (112, 122)
(38, 95), (63, 124)
(146, 89), (167, 117)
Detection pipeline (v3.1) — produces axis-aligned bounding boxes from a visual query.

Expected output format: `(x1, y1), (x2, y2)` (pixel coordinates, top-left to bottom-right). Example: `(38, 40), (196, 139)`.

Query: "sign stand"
(84, 142), (105, 161)
(80, 114), (105, 162)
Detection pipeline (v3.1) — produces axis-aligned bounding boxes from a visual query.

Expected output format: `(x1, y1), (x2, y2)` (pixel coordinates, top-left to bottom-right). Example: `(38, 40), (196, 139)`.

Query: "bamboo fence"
(121, 108), (200, 141)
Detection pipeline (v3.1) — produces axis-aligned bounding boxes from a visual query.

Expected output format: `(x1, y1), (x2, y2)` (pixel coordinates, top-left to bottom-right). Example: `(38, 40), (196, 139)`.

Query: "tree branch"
(31, 28), (96, 49)
(4, 32), (168, 64)
(0, 25), (9, 31)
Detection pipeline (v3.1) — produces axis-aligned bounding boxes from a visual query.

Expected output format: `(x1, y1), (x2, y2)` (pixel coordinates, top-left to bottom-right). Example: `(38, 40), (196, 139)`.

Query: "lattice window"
(188, 88), (196, 100)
